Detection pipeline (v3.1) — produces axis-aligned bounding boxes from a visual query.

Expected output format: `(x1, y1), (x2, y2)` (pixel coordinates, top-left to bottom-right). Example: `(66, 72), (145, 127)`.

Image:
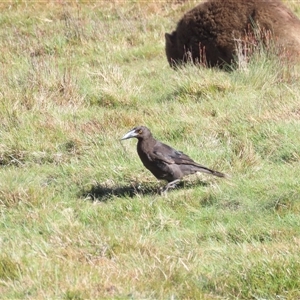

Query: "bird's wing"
(151, 142), (197, 165)
(150, 140), (225, 177)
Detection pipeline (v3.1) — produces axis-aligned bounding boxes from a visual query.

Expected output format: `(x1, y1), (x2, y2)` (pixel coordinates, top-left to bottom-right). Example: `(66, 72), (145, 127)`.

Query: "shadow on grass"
(80, 180), (209, 202)
(81, 182), (158, 202)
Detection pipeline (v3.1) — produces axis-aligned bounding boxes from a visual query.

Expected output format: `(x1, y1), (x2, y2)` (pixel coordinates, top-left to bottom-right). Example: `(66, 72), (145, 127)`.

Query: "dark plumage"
(121, 126), (225, 191)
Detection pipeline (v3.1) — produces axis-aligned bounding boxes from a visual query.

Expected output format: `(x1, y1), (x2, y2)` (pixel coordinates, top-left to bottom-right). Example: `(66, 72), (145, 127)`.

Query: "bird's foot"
(160, 179), (181, 194)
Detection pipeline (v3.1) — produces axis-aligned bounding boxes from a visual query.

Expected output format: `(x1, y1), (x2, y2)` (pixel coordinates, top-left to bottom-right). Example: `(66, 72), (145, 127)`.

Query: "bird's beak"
(120, 129), (138, 140)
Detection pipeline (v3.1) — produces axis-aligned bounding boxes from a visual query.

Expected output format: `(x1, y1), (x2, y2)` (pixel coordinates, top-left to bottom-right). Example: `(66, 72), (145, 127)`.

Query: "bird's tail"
(210, 169), (226, 178)
(188, 164), (226, 178)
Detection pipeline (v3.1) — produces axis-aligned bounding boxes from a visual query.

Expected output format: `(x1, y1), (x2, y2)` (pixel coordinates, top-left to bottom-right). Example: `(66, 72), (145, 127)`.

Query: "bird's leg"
(162, 179), (181, 193)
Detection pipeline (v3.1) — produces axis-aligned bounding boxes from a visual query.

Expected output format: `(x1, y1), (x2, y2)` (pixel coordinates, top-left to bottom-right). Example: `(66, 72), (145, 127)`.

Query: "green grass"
(1, 1), (300, 299)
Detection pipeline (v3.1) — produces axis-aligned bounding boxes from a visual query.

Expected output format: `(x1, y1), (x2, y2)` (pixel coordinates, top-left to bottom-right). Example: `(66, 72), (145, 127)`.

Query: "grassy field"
(1, 1), (300, 299)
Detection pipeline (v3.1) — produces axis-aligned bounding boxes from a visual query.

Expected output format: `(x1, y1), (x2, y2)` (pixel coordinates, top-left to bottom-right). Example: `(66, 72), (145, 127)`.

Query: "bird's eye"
(138, 129), (143, 134)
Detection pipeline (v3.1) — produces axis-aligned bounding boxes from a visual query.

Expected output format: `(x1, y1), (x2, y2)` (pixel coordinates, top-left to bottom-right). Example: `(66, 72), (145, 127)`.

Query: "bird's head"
(121, 126), (151, 141)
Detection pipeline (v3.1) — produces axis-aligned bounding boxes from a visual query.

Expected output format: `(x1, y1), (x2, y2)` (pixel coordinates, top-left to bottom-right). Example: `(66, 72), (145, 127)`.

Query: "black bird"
(121, 126), (225, 191)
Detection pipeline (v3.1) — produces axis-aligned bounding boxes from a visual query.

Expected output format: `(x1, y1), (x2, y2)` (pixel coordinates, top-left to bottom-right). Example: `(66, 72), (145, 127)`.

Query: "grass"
(0, 1), (300, 299)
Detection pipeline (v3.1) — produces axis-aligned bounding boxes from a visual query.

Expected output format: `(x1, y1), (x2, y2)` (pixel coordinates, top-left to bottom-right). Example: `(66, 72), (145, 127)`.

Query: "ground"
(0, 1), (300, 299)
